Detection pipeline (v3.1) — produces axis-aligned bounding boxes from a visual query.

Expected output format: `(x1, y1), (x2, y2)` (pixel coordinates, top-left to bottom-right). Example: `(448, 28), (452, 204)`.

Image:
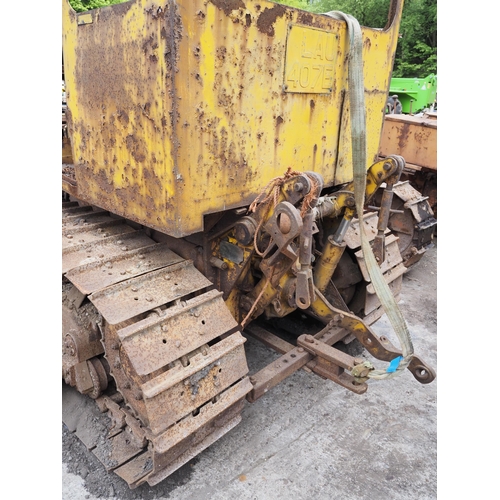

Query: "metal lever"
(371, 160), (404, 263)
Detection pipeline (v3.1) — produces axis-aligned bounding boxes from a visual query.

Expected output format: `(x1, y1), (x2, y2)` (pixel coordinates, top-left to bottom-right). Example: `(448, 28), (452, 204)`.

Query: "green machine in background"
(389, 74), (437, 114)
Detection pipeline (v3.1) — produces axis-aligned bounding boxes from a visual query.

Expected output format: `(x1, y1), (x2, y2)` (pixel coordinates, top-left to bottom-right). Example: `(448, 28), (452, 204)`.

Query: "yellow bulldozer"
(62, 0), (436, 488)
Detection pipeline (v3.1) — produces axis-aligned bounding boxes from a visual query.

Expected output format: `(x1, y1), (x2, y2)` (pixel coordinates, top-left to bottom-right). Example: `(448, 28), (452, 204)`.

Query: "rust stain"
(309, 99), (315, 124)
(126, 134), (147, 163)
(99, 0), (133, 19)
(398, 123), (411, 151)
(210, 0), (245, 17)
(296, 10), (334, 30)
(256, 4), (286, 37)
(117, 110), (129, 126)
(163, 2), (183, 182)
(296, 11), (314, 26)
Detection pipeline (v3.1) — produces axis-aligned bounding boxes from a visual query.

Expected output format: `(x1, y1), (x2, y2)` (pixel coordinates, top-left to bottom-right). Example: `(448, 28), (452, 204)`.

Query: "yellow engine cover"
(62, 0), (403, 237)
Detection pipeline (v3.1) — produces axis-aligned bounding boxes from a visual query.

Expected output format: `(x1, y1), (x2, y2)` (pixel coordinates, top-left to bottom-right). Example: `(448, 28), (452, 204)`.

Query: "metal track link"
(62, 203), (252, 488)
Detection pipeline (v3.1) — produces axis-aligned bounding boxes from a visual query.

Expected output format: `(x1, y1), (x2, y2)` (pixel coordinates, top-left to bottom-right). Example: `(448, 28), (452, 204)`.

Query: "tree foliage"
(68, 0), (126, 12)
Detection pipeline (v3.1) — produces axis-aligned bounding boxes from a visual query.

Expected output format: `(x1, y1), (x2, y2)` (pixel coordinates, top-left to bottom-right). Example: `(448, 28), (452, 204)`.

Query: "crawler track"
(62, 202), (252, 488)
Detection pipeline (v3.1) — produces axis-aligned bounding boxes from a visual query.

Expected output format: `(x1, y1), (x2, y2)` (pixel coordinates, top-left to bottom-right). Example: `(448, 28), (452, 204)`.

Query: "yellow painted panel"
(284, 25), (338, 94)
(62, 0), (403, 237)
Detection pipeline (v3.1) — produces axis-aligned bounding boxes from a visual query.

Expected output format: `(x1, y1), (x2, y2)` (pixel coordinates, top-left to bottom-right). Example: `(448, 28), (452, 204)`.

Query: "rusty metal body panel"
(62, 0), (404, 237)
(378, 111), (437, 217)
(379, 113), (437, 171)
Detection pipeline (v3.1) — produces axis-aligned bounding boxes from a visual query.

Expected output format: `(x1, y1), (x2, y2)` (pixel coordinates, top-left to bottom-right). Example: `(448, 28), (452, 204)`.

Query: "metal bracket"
(262, 201), (302, 263)
(297, 334), (367, 394)
(331, 309), (436, 384)
(246, 321), (366, 402)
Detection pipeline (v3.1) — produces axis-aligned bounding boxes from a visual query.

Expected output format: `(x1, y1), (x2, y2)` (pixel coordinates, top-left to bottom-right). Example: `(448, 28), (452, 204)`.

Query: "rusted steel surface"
(62, 0), (404, 237)
(387, 180), (437, 264)
(62, 211), (436, 490)
(62, 221), (135, 250)
(298, 333), (368, 394)
(298, 334), (356, 370)
(62, 196), (437, 490)
(65, 243), (183, 295)
(152, 379), (251, 458)
(309, 360), (367, 394)
(246, 322), (353, 402)
(92, 429), (146, 471)
(354, 233), (403, 281)
(118, 290), (238, 375)
(148, 378), (252, 486)
(393, 180), (434, 222)
(364, 262), (405, 314)
(62, 230), (155, 275)
(141, 335), (248, 434)
(330, 310), (436, 385)
(343, 212), (389, 249)
(113, 451), (153, 489)
(322, 215), (406, 320)
(62, 279), (106, 397)
(89, 260), (212, 325)
(247, 345), (312, 403)
(62, 217), (131, 236)
(62, 309), (103, 364)
(379, 113), (437, 171)
(296, 334), (367, 394)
